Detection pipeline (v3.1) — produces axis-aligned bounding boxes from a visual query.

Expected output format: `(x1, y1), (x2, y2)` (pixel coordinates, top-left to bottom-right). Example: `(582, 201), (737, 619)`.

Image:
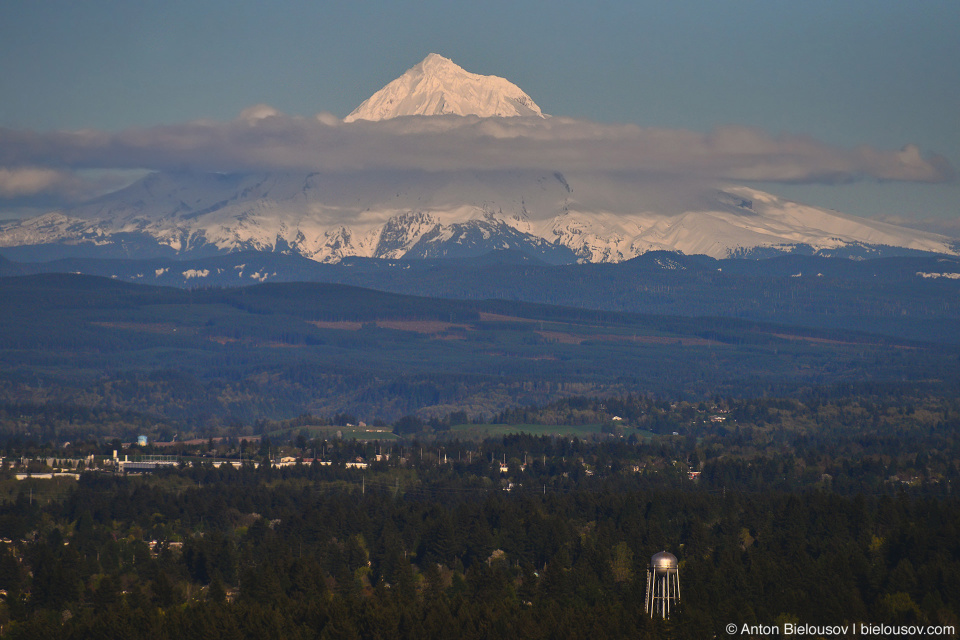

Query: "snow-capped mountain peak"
(344, 53), (546, 122)
(1, 57), (956, 265)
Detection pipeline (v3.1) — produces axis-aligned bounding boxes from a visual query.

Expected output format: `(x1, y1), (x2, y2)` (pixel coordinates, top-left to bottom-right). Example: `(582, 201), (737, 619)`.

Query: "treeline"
(0, 457), (957, 638)
(491, 390), (960, 440)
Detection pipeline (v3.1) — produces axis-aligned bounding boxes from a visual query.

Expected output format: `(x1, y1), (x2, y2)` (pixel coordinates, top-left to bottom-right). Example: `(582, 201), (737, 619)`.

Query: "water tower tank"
(645, 550), (680, 618)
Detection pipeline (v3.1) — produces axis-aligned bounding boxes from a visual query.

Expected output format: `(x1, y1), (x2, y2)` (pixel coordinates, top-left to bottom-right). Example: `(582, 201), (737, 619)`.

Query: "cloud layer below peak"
(0, 107), (953, 205)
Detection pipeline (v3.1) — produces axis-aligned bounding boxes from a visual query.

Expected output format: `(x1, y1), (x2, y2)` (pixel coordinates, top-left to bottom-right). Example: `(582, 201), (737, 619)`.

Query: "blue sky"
(1, 0), (957, 228)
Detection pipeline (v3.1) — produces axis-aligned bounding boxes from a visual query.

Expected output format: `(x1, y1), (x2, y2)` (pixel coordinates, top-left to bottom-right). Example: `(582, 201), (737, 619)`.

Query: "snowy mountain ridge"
(1, 169), (954, 263)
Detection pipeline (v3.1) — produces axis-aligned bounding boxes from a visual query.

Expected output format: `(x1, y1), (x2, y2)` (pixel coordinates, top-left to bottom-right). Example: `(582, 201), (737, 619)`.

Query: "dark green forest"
(0, 440), (958, 639)
(0, 386), (958, 638)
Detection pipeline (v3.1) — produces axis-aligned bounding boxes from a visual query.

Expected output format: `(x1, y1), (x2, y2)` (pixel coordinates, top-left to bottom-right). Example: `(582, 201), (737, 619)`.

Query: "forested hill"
(3, 251), (959, 344)
(2, 273), (959, 429)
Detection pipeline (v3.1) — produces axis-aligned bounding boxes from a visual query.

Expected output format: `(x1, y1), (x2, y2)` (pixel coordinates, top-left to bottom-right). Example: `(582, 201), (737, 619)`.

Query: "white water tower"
(645, 550), (680, 618)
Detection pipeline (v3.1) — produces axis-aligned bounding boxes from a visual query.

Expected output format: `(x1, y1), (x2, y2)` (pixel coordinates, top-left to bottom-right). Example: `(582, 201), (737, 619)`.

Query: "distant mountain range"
(0, 54), (956, 263)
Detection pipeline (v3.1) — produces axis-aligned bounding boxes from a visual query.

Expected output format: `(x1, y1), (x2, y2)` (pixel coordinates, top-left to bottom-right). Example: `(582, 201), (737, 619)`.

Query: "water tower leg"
(645, 570), (651, 616)
(665, 574), (670, 618)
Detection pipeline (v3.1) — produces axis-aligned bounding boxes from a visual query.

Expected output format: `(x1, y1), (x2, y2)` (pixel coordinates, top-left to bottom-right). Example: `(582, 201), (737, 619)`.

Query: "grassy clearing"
(265, 425), (400, 441)
(447, 423), (663, 440)
(449, 423), (602, 438)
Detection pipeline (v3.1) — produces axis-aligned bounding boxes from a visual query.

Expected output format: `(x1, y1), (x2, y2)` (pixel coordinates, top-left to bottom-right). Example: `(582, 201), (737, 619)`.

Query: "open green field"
(450, 422), (598, 437)
(266, 424), (400, 441)
(448, 423), (659, 439)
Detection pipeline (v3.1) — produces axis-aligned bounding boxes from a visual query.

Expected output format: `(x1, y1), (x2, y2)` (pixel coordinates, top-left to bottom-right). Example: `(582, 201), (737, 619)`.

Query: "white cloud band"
(0, 108), (952, 204)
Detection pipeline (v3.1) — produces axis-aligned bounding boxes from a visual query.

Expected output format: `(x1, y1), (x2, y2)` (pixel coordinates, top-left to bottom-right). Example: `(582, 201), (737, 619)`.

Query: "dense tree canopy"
(0, 434), (956, 639)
